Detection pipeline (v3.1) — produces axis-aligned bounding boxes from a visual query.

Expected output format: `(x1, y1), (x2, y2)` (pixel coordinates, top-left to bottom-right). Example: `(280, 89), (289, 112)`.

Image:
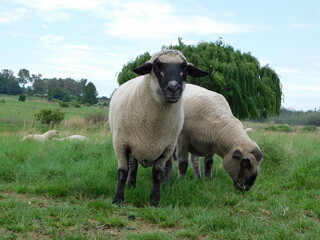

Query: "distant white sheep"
(22, 130), (59, 141)
(57, 135), (88, 141)
(245, 128), (253, 133)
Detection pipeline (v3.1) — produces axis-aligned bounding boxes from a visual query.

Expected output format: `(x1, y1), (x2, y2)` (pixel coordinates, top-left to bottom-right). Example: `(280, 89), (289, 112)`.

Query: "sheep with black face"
(108, 50), (208, 206)
(177, 84), (263, 191)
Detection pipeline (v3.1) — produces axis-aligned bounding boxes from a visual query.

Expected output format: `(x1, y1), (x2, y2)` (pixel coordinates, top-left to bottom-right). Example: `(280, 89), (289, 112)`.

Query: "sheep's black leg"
(204, 155), (214, 180)
(163, 158), (172, 183)
(127, 157), (138, 188)
(112, 168), (128, 204)
(179, 160), (188, 176)
(150, 166), (163, 207)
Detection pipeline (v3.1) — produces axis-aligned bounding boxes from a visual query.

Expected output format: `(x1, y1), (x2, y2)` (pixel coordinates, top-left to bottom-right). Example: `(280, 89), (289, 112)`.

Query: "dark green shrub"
(265, 124), (293, 132)
(71, 101), (81, 108)
(18, 94), (26, 101)
(59, 101), (69, 108)
(302, 125), (317, 132)
(35, 108), (65, 129)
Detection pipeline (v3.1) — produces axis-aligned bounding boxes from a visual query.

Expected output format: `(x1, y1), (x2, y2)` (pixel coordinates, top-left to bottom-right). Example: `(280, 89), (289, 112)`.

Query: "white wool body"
(109, 74), (184, 168)
(22, 130), (59, 141)
(58, 135), (88, 141)
(178, 84), (262, 184)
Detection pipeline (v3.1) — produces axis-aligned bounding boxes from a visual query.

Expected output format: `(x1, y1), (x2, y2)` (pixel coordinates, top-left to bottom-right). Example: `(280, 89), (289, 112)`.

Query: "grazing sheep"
(109, 50), (208, 206)
(177, 84), (263, 191)
(57, 135), (88, 141)
(22, 130), (60, 141)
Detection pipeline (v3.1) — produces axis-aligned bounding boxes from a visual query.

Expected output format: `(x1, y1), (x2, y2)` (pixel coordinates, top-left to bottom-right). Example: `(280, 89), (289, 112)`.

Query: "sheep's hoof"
(150, 201), (159, 207)
(112, 197), (123, 205)
(150, 195), (160, 207)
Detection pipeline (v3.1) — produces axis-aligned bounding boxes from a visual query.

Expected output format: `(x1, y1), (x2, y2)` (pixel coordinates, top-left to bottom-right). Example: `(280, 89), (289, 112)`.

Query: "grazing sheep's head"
(223, 146), (263, 191)
(133, 50), (208, 103)
(46, 130), (60, 138)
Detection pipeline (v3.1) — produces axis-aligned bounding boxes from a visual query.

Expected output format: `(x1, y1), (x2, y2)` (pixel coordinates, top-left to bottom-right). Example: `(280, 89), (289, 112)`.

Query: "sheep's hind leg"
(127, 157), (138, 188)
(178, 150), (189, 177)
(163, 157), (172, 183)
(190, 154), (201, 178)
(204, 154), (214, 180)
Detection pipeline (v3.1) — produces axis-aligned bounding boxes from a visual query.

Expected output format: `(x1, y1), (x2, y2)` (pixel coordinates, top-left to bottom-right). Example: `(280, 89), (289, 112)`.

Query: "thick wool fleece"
(178, 84), (261, 179)
(109, 51), (186, 169)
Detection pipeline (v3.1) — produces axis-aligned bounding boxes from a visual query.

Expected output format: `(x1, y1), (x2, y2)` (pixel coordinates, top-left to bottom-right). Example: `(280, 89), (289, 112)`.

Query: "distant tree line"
(118, 38), (282, 120)
(0, 68), (98, 105)
(264, 108), (320, 126)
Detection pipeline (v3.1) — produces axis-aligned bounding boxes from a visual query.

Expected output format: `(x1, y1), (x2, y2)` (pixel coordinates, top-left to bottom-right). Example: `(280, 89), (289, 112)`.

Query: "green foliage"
(117, 39), (282, 120)
(18, 94), (26, 102)
(34, 108), (65, 129)
(71, 101), (81, 108)
(17, 68), (31, 87)
(117, 52), (151, 85)
(265, 124), (293, 132)
(82, 82), (98, 105)
(0, 69), (22, 95)
(302, 125), (317, 132)
(59, 101), (69, 108)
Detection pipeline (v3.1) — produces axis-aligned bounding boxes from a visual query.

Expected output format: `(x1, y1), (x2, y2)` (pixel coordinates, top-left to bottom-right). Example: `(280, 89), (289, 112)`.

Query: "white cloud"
(0, 7), (29, 24)
(105, 1), (252, 39)
(12, 0), (105, 11)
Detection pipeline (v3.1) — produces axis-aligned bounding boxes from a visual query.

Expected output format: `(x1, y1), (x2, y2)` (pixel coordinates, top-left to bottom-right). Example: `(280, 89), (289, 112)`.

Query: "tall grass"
(0, 129), (319, 239)
(0, 96), (319, 239)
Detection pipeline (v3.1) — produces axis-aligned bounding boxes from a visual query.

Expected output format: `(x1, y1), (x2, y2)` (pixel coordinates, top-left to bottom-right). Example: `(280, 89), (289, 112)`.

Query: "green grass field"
(0, 96), (319, 239)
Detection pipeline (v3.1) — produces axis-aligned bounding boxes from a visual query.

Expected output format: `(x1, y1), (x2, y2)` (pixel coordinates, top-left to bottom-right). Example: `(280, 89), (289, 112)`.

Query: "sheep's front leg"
(150, 147), (174, 207)
(190, 154), (201, 178)
(127, 157), (138, 187)
(204, 154), (214, 180)
(150, 163), (163, 207)
(112, 148), (129, 204)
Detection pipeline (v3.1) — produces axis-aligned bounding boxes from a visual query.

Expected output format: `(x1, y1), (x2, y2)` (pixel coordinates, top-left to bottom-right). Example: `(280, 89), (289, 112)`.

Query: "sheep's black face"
(233, 158), (258, 191)
(153, 58), (187, 103)
(224, 148), (263, 192)
(132, 52), (208, 103)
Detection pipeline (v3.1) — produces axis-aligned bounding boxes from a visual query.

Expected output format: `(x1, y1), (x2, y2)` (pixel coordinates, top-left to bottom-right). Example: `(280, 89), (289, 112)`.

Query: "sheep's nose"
(166, 81), (181, 93)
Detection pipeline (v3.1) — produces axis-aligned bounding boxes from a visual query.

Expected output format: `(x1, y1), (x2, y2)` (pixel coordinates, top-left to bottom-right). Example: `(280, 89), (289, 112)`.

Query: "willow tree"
(117, 39), (282, 119)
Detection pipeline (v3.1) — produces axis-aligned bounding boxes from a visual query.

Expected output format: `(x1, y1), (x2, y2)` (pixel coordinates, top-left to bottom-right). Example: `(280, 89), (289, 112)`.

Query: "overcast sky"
(1, 0), (319, 111)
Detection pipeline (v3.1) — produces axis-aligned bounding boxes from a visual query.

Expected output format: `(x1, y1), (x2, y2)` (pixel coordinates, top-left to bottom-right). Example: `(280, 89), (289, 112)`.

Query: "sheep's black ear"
(233, 149), (243, 160)
(251, 147), (263, 162)
(133, 62), (152, 75)
(187, 64), (209, 78)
